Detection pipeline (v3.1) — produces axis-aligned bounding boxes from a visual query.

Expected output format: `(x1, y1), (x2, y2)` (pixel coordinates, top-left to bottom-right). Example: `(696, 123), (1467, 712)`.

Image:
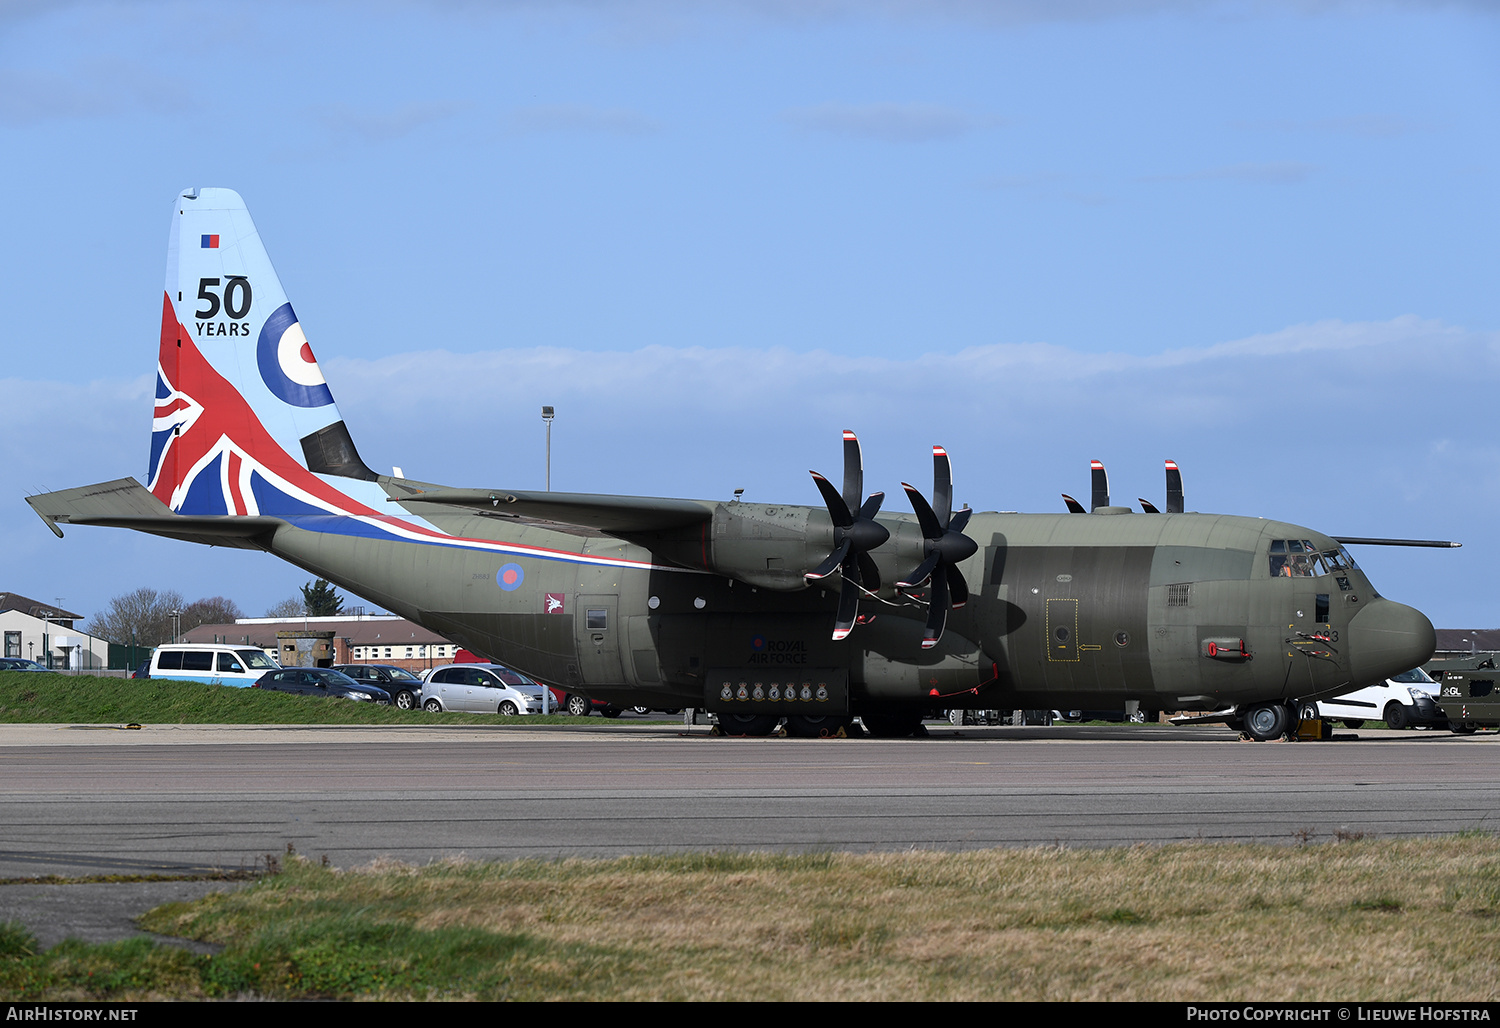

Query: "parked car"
(1316, 667), (1445, 729)
(332, 664), (426, 710)
(0, 658), (48, 672)
(150, 643), (280, 687)
(420, 664), (545, 714)
(253, 667), (391, 703)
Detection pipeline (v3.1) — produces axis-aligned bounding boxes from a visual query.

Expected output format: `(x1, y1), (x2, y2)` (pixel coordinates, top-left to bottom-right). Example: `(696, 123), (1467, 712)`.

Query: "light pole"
(39, 609), (52, 670)
(541, 405), (555, 491)
(169, 608), (181, 644)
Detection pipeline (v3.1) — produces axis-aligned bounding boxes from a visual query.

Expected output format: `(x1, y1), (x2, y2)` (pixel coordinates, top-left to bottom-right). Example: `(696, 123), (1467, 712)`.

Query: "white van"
(1316, 667), (1445, 730)
(148, 643), (281, 688)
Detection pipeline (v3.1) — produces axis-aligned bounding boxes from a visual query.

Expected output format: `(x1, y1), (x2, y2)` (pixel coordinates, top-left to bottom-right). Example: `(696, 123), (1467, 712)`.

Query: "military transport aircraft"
(27, 188), (1448, 740)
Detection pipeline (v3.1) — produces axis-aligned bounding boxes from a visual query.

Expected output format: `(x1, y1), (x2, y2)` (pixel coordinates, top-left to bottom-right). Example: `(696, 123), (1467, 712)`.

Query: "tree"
(300, 579), (344, 617)
(87, 589), (247, 645)
(87, 587), (185, 646)
(265, 596), (305, 619)
(179, 596), (244, 632)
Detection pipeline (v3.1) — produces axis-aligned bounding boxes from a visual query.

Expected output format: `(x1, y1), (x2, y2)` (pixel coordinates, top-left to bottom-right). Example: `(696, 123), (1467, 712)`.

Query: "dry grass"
(133, 837), (1500, 1001)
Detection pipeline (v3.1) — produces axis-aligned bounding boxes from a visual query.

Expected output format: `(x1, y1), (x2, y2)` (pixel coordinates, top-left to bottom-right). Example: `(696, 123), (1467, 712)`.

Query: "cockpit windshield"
(1268, 540), (1360, 579)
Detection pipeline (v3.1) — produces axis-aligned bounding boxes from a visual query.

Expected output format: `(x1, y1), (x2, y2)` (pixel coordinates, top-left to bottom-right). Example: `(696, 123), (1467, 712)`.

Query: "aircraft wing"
(393, 488), (714, 534)
(27, 478), (282, 550)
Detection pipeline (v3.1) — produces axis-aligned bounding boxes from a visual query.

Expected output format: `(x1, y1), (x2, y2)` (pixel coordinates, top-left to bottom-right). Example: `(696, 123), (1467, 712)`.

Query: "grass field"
(3, 838), (1500, 1001)
(0, 670), (644, 727)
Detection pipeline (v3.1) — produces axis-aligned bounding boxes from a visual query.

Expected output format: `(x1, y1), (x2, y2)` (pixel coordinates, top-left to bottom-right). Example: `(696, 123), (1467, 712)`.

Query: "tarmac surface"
(1, 720), (1497, 947)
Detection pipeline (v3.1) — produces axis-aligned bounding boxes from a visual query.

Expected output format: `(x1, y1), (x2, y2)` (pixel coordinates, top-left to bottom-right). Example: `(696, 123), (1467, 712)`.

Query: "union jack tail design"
(149, 187), (378, 519)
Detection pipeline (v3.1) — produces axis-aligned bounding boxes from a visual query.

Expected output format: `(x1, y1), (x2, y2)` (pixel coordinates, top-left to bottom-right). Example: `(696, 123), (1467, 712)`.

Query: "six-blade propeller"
(807, 431), (890, 642)
(898, 446), (979, 650)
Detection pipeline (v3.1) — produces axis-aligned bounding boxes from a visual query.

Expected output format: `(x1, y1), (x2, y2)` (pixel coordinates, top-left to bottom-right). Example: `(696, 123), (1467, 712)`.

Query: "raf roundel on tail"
(257, 303), (334, 408)
(26, 187), (1454, 740)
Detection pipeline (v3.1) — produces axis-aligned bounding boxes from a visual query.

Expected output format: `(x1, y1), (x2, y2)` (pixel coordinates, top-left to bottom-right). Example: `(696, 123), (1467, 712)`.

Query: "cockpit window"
(1269, 541), (1358, 578)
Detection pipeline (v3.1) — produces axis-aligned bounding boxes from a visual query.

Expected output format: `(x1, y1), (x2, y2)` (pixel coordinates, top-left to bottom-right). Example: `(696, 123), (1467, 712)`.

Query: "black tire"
(948, 709), (968, 726)
(1342, 719), (1366, 729)
(1384, 702), (1411, 730)
(1242, 702), (1290, 741)
(600, 707), (622, 719)
(631, 706), (650, 715)
(394, 690), (417, 711)
(716, 712), (780, 737)
(785, 714), (852, 738)
(1298, 703), (1318, 723)
(423, 698), (442, 713)
(499, 700), (518, 716)
(1450, 722), (1479, 735)
(567, 694), (591, 717)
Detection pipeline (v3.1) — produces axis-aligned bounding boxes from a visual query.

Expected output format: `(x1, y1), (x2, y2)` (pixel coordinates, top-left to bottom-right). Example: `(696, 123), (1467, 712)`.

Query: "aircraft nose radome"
(1346, 599), (1437, 686)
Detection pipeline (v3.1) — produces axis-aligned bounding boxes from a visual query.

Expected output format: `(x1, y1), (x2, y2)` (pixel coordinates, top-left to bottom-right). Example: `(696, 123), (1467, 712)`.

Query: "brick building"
(178, 613), (458, 673)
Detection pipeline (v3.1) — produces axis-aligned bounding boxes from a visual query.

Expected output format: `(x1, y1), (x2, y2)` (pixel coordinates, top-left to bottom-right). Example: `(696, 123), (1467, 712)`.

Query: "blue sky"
(2, 0), (1497, 628)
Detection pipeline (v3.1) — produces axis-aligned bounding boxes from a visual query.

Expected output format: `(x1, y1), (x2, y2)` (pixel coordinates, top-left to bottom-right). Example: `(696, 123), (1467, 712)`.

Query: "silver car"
(421, 663), (546, 715)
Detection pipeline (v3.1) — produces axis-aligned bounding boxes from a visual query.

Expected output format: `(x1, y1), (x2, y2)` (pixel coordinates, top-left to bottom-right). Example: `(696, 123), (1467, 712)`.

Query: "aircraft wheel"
(393, 690), (417, 711)
(499, 701), (518, 716)
(1342, 719), (1366, 729)
(717, 713), (780, 737)
(423, 698), (442, 713)
(1241, 702), (1290, 741)
(785, 714), (852, 739)
(862, 712), (924, 738)
(1384, 702), (1411, 730)
(567, 694), (591, 717)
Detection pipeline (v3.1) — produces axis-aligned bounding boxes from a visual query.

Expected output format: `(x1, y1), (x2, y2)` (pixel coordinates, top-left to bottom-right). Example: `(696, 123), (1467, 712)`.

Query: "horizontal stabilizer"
(396, 488), (713, 534)
(27, 478), (281, 549)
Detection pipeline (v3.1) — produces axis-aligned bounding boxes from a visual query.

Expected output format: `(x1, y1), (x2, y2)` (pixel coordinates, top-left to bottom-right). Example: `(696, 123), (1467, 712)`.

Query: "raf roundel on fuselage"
(257, 302), (333, 408)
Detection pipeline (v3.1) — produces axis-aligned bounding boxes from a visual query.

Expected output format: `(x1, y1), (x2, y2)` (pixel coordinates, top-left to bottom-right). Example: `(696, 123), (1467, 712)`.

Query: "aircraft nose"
(1346, 599), (1436, 686)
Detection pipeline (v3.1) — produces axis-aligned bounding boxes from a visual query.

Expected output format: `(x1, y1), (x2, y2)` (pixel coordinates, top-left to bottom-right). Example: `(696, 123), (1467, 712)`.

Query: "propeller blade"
(810, 471), (853, 527)
(902, 483), (944, 540)
(948, 506), (973, 535)
(841, 430), (863, 513)
(806, 538), (850, 580)
(1139, 498), (1160, 514)
(1090, 460), (1109, 512)
(947, 564), (969, 609)
(922, 567), (950, 649)
(832, 576), (861, 641)
(897, 551), (940, 590)
(855, 549), (882, 593)
(932, 446), (952, 529)
(1165, 459), (1184, 514)
(857, 491), (885, 521)
(1061, 493), (1085, 514)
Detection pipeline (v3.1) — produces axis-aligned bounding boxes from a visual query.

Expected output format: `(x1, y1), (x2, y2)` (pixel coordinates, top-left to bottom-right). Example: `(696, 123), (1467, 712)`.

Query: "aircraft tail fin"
(151, 188), (378, 518)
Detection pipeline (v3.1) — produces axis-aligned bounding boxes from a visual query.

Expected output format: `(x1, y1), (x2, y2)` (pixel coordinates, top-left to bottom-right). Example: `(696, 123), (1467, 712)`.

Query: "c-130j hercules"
(28, 188), (1451, 740)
